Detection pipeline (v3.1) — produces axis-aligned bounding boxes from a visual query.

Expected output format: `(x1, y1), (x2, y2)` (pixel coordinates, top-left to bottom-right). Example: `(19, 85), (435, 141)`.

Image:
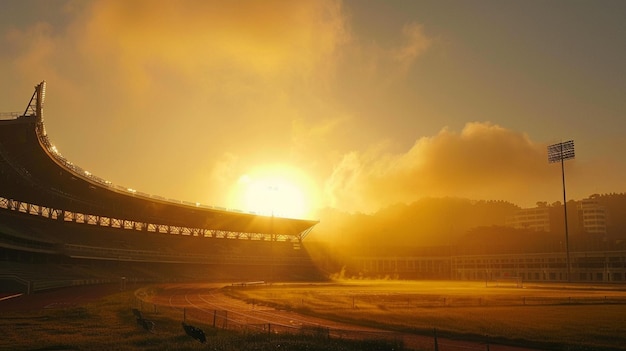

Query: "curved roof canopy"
(0, 82), (318, 240)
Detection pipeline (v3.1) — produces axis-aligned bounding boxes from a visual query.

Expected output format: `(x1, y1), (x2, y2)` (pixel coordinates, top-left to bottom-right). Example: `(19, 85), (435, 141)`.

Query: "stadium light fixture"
(547, 140), (575, 282)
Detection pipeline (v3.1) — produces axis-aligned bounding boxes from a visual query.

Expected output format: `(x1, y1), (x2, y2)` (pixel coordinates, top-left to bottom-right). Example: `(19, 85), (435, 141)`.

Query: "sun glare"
(231, 165), (316, 219)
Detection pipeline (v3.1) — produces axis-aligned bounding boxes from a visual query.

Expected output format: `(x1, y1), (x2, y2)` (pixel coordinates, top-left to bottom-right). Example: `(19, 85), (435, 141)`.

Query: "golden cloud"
(324, 122), (557, 212)
(76, 0), (349, 86)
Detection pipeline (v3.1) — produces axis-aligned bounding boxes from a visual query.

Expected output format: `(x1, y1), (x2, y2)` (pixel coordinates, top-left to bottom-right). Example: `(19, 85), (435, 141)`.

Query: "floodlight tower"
(547, 140), (575, 282)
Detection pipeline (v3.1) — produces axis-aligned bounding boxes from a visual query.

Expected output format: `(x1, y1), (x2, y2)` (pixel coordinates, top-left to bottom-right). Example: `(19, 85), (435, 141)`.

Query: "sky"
(1, 0), (624, 218)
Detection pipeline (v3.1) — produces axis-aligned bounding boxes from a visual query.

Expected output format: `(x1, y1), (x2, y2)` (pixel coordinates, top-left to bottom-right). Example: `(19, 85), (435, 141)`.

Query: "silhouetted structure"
(137, 317), (155, 333)
(182, 322), (207, 343)
(132, 308), (143, 319)
(0, 82), (320, 293)
(548, 140), (575, 281)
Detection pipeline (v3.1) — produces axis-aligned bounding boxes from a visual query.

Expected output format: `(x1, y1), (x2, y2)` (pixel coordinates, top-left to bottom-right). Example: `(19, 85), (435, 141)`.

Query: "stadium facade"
(0, 82), (320, 293)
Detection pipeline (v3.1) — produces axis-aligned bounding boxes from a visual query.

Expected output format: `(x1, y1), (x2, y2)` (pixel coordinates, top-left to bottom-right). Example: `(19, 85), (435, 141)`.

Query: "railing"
(0, 196), (300, 242)
(63, 243), (309, 265)
(0, 273), (115, 294)
(31, 278), (115, 292)
(0, 112), (20, 120)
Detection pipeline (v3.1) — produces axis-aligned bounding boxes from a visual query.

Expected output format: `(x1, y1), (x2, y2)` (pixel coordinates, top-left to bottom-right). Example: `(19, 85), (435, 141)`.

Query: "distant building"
(506, 197), (608, 236)
(505, 206), (551, 232)
(579, 196), (607, 235)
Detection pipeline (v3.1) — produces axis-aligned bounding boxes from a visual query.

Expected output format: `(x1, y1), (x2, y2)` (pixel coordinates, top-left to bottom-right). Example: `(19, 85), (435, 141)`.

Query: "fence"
(130, 296), (408, 347)
(0, 112), (19, 120)
(0, 274), (117, 294)
(246, 291), (626, 311)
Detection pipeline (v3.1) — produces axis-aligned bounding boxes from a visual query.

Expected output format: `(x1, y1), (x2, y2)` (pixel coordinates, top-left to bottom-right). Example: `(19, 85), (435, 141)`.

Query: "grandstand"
(0, 82), (320, 293)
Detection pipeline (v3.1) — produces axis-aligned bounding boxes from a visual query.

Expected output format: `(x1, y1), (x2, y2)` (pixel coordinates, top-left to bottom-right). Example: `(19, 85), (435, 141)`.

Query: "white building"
(580, 196), (607, 235)
(505, 206), (551, 232)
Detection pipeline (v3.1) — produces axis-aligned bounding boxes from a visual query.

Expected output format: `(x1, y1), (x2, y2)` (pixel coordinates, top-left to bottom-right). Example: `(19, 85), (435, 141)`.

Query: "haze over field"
(1, 0), (624, 219)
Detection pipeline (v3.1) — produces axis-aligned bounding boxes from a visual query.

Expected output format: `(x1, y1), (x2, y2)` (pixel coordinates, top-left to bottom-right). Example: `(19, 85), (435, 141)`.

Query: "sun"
(230, 165), (316, 219)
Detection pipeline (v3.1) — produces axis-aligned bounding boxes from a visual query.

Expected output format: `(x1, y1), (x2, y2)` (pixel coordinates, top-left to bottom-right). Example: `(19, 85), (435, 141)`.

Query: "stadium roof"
(0, 82), (318, 240)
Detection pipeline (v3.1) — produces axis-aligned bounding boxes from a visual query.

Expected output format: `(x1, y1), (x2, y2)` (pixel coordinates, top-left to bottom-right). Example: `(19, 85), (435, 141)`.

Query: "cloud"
(334, 20), (432, 91)
(73, 0), (349, 91)
(3, 0), (350, 111)
(0, 0), (352, 203)
(324, 122), (558, 213)
(9, 1), (594, 217)
(393, 22), (432, 72)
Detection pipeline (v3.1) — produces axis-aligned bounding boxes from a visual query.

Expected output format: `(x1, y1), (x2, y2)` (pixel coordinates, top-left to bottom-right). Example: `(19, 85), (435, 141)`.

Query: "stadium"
(0, 82), (321, 294)
(2, 82), (626, 297)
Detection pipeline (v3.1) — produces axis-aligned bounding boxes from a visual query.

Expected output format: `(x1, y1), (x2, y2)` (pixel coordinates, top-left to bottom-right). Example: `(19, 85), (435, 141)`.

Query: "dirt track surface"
(145, 283), (543, 351)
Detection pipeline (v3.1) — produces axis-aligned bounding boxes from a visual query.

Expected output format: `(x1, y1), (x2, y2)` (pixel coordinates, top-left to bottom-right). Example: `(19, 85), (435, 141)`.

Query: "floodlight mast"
(547, 140), (575, 282)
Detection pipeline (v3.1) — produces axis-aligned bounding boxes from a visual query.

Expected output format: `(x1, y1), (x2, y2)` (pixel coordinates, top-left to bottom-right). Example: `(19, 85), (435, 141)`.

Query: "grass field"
(0, 288), (402, 351)
(2, 280), (626, 350)
(224, 280), (626, 350)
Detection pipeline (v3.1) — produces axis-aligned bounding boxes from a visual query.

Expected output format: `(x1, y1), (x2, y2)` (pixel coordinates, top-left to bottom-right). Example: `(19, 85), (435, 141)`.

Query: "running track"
(147, 283), (543, 351)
